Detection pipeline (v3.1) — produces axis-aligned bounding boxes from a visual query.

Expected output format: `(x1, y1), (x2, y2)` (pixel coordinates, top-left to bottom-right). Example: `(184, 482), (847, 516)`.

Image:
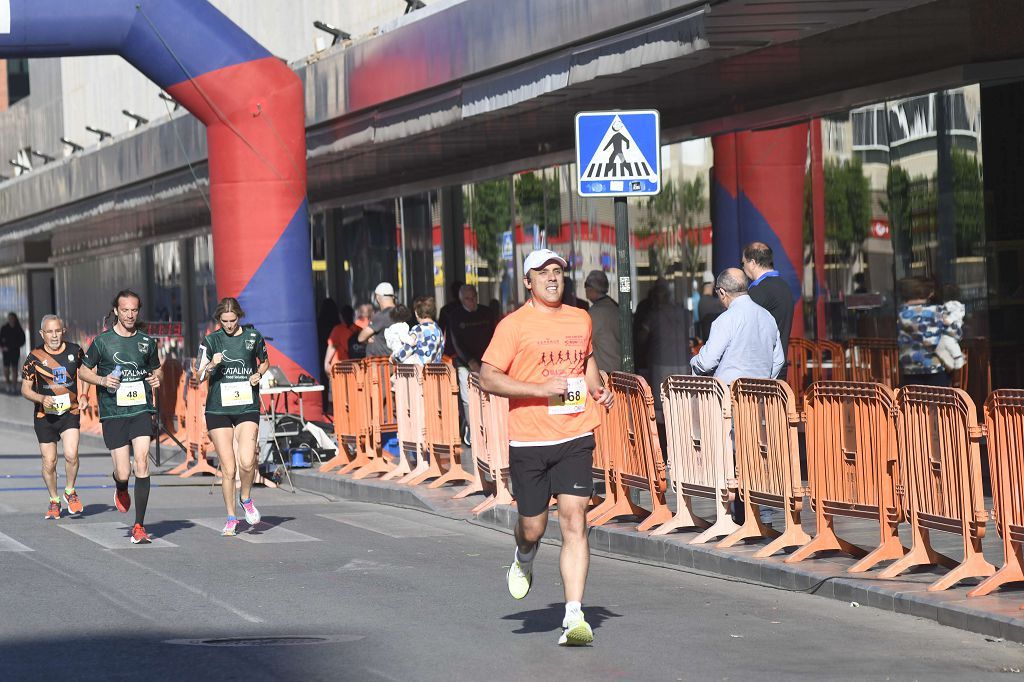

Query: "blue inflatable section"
(0, 0), (270, 87)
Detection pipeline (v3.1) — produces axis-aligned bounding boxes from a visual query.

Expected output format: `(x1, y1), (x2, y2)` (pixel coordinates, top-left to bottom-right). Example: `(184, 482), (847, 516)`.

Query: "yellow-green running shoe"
(506, 559), (532, 599)
(558, 610), (593, 646)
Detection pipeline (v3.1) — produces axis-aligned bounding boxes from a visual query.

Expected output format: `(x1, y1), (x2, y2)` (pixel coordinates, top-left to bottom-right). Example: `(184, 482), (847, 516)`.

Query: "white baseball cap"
(374, 282), (395, 297)
(523, 249), (567, 273)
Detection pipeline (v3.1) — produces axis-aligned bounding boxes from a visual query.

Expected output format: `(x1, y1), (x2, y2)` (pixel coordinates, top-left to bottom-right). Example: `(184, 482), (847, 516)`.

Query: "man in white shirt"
(690, 268), (785, 383)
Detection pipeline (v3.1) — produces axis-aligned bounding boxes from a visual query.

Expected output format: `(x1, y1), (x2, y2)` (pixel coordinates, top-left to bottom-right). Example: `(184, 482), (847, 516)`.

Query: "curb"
(291, 469), (1024, 644)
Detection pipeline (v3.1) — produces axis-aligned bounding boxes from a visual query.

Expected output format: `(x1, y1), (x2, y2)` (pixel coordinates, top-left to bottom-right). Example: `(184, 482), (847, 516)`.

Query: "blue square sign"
(575, 110), (660, 197)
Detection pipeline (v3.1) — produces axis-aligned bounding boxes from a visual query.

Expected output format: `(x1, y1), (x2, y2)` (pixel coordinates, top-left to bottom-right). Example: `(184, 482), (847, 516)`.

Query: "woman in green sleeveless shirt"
(197, 298), (270, 536)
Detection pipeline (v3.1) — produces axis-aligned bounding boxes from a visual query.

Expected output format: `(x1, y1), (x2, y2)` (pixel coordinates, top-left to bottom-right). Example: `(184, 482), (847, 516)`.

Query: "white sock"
(515, 546), (536, 567)
(565, 601), (582, 619)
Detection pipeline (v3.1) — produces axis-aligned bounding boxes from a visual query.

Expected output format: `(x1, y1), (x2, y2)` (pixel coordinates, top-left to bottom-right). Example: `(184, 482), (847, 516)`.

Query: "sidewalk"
(292, 466), (1024, 645)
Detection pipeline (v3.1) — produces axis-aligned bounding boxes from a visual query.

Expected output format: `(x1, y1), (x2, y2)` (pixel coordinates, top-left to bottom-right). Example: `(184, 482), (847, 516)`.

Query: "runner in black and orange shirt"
(20, 314), (87, 520)
(479, 248), (613, 647)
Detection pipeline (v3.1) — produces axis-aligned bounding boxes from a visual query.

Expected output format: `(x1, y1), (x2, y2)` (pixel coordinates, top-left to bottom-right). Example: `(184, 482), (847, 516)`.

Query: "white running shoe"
(506, 559), (532, 600)
(559, 610), (593, 646)
(240, 497), (261, 525)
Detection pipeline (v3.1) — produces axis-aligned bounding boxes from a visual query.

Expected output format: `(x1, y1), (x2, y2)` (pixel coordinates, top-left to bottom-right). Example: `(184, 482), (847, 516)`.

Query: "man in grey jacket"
(583, 270), (621, 373)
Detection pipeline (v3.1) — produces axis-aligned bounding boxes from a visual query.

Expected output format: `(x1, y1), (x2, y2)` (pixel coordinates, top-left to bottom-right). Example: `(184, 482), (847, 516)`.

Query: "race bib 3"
(220, 381), (254, 407)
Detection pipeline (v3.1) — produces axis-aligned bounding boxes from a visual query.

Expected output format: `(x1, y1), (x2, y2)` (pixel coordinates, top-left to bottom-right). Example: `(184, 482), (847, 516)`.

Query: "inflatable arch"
(0, 0), (319, 413)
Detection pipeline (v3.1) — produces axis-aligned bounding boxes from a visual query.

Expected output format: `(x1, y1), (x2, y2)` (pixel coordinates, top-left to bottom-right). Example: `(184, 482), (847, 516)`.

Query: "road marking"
(0, 530), (32, 551)
(60, 522), (177, 549)
(319, 512), (461, 539)
(109, 552), (264, 624)
(192, 518), (320, 544)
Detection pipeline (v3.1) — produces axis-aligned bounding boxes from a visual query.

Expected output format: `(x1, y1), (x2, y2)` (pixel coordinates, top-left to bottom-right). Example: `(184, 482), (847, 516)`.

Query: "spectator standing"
(583, 270), (621, 373)
(697, 280), (725, 342)
(346, 303), (373, 360)
(392, 297), (445, 364)
(690, 269), (785, 384)
(358, 282), (398, 357)
(2, 312), (26, 392)
(897, 277), (961, 387)
(324, 305), (357, 375)
(448, 284), (496, 437)
(741, 242), (794, 350)
(563, 276), (589, 311)
(437, 280), (464, 357)
(383, 305), (412, 356)
(637, 282), (691, 417)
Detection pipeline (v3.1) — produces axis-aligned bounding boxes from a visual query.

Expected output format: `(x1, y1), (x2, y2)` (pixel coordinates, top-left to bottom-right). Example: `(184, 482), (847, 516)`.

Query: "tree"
(464, 178), (511, 278)
(515, 172), (561, 237)
(803, 157), (870, 293)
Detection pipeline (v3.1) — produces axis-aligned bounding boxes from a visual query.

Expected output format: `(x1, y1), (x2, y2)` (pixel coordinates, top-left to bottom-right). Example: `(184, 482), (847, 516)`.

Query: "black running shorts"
(508, 433), (595, 517)
(34, 412), (80, 444)
(205, 412), (260, 430)
(102, 413), (153, 450)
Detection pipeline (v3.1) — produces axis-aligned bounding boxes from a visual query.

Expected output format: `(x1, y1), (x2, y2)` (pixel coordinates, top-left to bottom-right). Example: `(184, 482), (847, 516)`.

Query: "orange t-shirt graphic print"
(481, 302), (601, 443)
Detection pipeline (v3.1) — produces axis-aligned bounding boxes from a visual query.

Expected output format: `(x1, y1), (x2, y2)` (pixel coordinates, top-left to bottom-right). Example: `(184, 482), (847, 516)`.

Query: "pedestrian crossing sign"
(575, 110), (660, 197)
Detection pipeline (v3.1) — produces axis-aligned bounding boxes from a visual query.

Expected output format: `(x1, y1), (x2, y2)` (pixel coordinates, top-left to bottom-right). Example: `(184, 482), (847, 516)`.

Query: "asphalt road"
(0, 421), (1021, 681)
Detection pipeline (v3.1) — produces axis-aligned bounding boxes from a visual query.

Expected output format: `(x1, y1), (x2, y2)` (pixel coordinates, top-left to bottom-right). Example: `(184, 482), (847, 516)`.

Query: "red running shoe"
(63, 490), (83, 515)
(114, 489), (131, 513)
(130, 523), (151, 544)
(44, 500), (61, 520)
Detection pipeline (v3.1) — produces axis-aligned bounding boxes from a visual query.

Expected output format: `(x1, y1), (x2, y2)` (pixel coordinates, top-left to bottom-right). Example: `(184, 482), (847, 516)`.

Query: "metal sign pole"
(615, 196), (634, 373)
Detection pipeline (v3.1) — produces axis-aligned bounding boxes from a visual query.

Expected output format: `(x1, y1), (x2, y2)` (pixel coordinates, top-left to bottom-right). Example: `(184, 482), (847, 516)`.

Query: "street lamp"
(86, 126), (112, 141)
(122, 109), (149, 129)
(60, 137), (84, 153)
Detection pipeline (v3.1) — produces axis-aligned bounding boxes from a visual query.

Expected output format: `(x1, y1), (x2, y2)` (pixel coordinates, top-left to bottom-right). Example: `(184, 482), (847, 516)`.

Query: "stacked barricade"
(321, 360), (365, 473)
(350, 357), (399, 480)
(587, 372), (670, 532)
(878, 385), (994, 590)
(786, 381), (905, 571)
(786, 338), (849, 412)
(179, 376), (219, 478)
(848, 338), (899, 388)
(719, 378), (810, 557)
(970, 389), (1024, 603)
(468, 373), (513, 515)
(652, 375), (739, 544)
(389, 363), (427, 483)
(410, 363), (475, 489)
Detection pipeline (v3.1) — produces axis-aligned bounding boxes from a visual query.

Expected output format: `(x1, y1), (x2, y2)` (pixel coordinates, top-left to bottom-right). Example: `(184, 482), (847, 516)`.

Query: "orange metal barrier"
(817, 340), (847, 381)
(878, 386), (994, 590)
(786, 338), (817, 411)
(320, 361), (364, 473)
(786, 382), (906, 571)
(349, 357), (399, 480)
(79, 383), (100, 434)
(719, 379), (810, 557)
(969, 390), (1024, 601)
(179, 377), (219, 478)
(651, 375), (739, 543)
(587, 372), (670, 532)
(405, 363), (475, 489)
(387, 364), (427, 483)
(848, 338), (899, 387)
(468, 374), (513, 515)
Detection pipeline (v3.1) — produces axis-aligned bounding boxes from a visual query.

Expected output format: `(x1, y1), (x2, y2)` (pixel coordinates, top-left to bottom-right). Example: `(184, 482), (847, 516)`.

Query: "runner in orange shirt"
(480, 248), (613, 647)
